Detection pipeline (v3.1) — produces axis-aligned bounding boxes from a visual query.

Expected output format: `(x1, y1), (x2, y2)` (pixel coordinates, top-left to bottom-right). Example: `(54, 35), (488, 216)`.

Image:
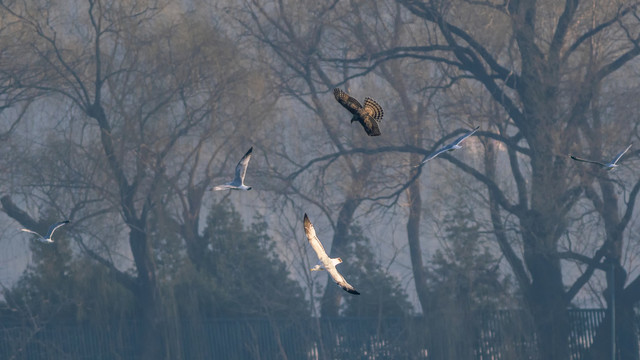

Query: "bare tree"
(572, 87), (640, 359)
(332, 1), (640, 358)
(0, 1), (258, 359)
(238, 0), (389, 319)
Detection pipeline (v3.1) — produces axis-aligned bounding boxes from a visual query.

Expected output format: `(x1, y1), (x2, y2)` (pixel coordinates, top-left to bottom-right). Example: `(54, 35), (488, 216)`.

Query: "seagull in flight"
(211, 147), (253, 191)
(333, 88), (384, 136)
(570, 144), (632, 171)
(21, 220), (70, 243)
(304, 213), (360, 295)
(417, 126), (480, 166)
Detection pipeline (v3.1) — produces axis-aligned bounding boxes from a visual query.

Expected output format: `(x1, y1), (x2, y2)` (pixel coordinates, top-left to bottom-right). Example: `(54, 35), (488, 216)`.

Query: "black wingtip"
(344, 287), (360, 295)
(304, 213), (310, 223)
(62, 220), (70, 224)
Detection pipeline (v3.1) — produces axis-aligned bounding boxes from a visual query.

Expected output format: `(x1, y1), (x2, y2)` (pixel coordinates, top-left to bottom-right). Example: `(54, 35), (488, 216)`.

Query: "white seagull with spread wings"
(304, 214), (360, 295)
(570, 144), (632, 171)
(417, 126), (480, 166)
(21, 220), (70, 243)
(211, 147), (253, 191)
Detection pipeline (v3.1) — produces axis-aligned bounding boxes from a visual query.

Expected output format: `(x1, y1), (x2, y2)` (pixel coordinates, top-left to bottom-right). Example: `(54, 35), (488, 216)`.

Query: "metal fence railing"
(0, 309), (633, 360)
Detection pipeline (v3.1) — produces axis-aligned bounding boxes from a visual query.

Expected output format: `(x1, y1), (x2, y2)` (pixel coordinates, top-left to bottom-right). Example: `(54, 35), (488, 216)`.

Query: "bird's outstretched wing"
(416, 126), (480, 166)
(451, 126), (480, 146)
(334, 88), (362, 115)
(234, 147), (253, 184)
(361, 117), (382, 136)
(20, 228), (42, 238)
(304, 214), (328, 261)
(610, 144), (632, 165)
(303, 214), (360, 295)
(326, 267), (360, 295)
(418, 147), (450, 165)
(47, 220), (70, 238)
(570, 155), (608, 167)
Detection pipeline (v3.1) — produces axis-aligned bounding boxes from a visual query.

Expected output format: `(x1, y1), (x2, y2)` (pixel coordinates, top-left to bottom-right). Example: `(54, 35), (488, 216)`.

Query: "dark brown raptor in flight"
(333, 88), (384, 136)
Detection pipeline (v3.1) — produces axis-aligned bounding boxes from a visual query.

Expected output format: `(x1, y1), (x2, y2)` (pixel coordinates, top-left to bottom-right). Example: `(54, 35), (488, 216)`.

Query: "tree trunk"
(320, 196), (361, 317)
(406, 169), (429, 315)
(585, 176), (640, 360)
(522, 178), (571, 359)
(512, 128), (571, 359)
(320, 157), (373, 317)
(129, 226), (164, 360)
(587, 263), (637, 360)
(525, 251), (570, 360)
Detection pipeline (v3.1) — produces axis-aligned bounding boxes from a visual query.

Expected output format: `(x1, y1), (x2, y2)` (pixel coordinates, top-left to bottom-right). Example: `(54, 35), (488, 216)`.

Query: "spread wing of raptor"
(334, 88), (383, 136)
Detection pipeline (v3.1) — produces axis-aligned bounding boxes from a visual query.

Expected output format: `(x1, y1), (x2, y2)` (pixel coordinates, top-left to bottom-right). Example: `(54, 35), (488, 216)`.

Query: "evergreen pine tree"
(170, 200), (309, 319)
(340, 224), (412, 317)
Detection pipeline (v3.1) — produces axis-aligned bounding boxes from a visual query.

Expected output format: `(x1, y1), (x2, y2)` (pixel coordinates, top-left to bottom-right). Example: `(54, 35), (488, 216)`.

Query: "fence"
(0, 309), (632, 359)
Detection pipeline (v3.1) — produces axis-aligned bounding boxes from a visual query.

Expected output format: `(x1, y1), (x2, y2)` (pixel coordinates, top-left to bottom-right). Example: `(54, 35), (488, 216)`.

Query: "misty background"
(1, 0), (640, 359)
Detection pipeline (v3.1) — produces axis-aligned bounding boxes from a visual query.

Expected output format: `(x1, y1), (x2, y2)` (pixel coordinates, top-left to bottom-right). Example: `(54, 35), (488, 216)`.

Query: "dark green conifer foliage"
(170, 200), (309, 319)
(340, 224), (413, 317)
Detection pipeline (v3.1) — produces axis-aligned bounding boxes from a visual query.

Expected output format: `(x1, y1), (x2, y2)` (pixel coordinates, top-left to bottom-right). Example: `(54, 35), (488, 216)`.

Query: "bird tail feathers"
(364, 98), (384, 120)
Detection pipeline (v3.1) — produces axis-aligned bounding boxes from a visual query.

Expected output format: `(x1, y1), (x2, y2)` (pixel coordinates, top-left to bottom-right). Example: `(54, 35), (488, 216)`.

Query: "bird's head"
(336, 257), (343, 263)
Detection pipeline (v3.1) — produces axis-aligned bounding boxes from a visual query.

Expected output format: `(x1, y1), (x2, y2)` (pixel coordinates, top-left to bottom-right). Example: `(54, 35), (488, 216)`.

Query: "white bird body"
(304, 214), (359, 295)
(212, 147), (253, 191)
(21, 220), (70, 243)
(418, 126), (480, 166)
(212, 184), (252, 191)
(570, 144), (632, 170)
(310, 258), (342, 271)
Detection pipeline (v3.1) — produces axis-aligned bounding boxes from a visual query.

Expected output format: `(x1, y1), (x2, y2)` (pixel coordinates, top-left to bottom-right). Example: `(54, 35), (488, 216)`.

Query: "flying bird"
(570, 144), (632, 170)
(304, 213), (360, 295)
(417, 126), (480, 166)
(21, 220), (70, 243)
(211, 147), (253, 191)
(333, 88), (384, 136)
